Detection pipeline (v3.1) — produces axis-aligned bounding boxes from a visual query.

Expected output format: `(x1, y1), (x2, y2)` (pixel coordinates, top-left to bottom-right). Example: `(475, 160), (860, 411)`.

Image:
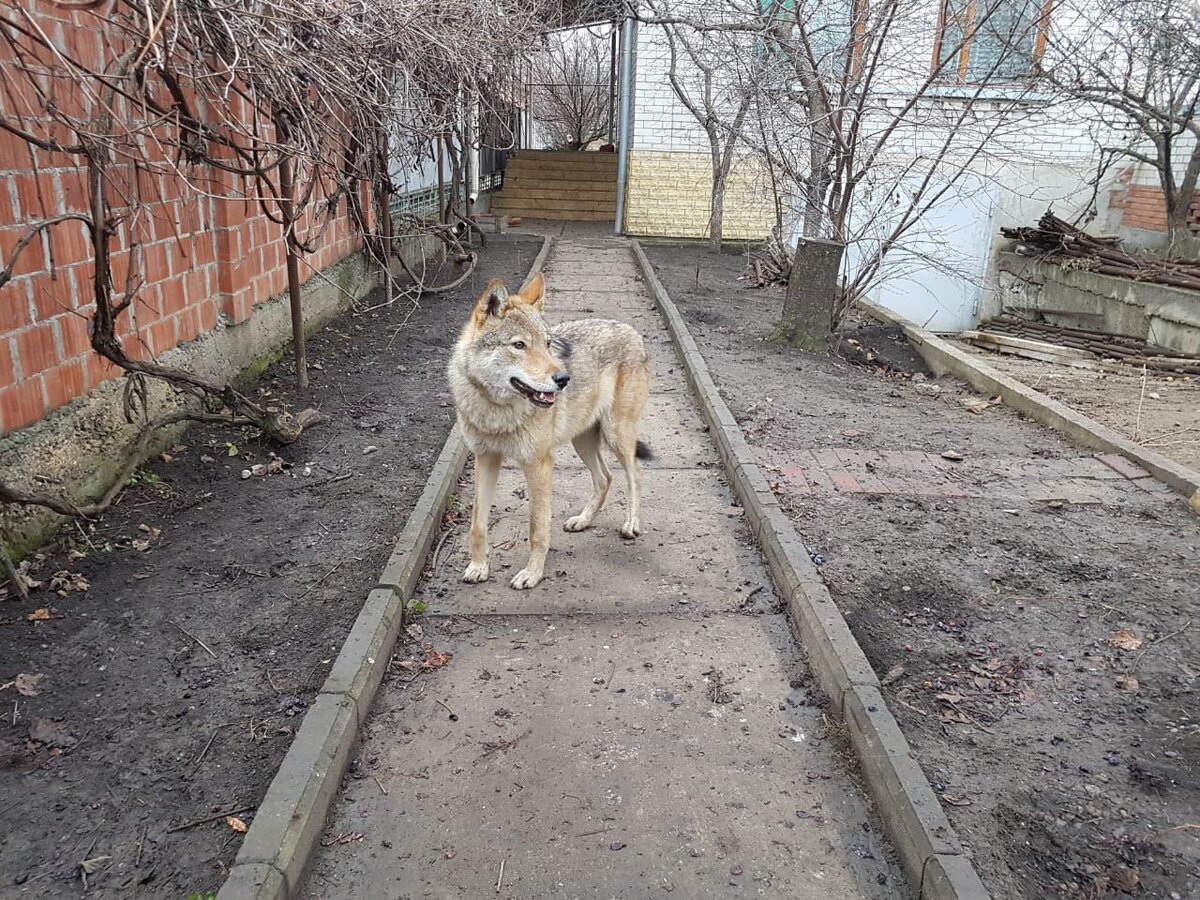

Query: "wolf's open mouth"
(511, 377), (556, 408)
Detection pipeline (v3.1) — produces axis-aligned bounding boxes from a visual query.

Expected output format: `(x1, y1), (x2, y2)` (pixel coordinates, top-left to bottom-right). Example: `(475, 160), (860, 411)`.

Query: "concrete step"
(501, 178), (617, 192)
(509, 150), (619, 164)
(487, 206), (614, 221)
(505, 159), (619, 175)
(491, 201), (617, 216)
(496, 187), (617, 202)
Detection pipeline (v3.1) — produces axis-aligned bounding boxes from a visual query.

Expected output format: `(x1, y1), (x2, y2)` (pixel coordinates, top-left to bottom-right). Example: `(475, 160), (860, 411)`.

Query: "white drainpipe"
(468, 91), (481, 208)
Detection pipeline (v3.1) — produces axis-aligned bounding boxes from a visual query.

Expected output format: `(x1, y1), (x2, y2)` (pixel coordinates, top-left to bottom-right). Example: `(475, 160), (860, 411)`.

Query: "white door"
(845, 173), (998, 333)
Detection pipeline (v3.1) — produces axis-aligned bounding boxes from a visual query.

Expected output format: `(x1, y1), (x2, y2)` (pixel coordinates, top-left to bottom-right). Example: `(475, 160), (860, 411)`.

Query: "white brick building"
(617, 0), (1187, 330)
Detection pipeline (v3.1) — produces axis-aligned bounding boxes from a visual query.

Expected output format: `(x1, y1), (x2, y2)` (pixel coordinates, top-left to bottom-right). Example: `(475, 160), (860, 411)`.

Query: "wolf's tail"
(635, 440), (654, 462)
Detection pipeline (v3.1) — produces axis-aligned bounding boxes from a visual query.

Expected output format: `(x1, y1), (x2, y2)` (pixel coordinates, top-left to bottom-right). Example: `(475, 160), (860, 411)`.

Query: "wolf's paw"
(619, 517), (642, 539)
(563, 514), (592, 532)
(462, 561), (490, 583)
(509, 567), (544, 590)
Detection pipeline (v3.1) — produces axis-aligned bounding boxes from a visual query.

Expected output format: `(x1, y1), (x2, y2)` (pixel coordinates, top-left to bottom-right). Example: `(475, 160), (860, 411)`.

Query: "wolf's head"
(456, 273), (569, 408)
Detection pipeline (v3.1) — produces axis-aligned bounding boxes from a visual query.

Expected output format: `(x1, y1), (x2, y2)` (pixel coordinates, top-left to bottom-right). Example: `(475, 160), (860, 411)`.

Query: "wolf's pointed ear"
(517, 272), (545, 311)
(474, 279), (509, 324)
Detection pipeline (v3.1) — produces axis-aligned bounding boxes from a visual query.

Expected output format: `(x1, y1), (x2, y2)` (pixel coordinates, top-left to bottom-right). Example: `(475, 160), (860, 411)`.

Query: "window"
(933, 0), (1050, 84)
(757, 0), (867, 78)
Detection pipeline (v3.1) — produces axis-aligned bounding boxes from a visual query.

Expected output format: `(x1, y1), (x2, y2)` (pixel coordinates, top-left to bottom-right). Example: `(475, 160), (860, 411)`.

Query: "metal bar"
(613, 14), (637, 235)
(608, 29), (617, 144)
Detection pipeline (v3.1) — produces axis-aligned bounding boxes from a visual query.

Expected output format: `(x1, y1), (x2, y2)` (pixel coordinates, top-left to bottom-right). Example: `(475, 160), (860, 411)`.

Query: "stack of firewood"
(743, 237), (793, 287)
(1002, 212), (1200, 291)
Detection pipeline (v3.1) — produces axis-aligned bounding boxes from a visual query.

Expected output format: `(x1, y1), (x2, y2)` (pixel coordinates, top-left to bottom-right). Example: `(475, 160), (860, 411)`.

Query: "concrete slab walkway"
(300, 227), (903, 899)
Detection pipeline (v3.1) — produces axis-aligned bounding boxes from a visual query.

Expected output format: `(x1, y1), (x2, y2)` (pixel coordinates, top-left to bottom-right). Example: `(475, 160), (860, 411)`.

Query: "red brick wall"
(1109, 175), (1200, 236)
(0, 6), (366, 435)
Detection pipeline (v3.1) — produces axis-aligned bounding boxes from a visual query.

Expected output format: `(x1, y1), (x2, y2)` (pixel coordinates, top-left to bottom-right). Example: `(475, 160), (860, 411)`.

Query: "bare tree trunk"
(278, 154), (308, 389)
(1166, 140), (1200, 252)
(709, 172), (726, 250)
(775, 236), (845, 349)
(708, 96), (752, 252)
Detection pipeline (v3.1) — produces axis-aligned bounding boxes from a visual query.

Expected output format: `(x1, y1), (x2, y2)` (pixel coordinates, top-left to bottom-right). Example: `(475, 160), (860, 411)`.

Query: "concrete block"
(217, 863), (286, 900)
(843, 685), (961, 887)
(230, 694), (358, 896)
(320, 587), (404, 726)
(922, 853), (992, 900)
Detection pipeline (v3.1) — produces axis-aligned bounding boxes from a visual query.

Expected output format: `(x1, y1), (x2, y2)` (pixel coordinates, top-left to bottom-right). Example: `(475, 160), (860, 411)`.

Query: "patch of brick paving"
(756, 447), (1177, 504)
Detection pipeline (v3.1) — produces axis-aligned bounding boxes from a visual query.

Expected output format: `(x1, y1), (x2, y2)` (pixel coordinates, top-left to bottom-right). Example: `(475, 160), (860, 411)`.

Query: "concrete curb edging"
(631, 240), (990, 900)
(216, 236), (553, 900)
(860, 300), (1200, 514)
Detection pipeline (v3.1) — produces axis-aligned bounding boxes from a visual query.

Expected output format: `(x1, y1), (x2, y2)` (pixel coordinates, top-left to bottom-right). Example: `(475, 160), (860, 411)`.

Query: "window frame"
(930, 0), (1054, 85)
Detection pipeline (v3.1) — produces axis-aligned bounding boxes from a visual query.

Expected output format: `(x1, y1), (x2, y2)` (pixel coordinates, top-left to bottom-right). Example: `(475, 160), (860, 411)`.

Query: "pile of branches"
(986, 314), (1200, 375)
(744, 233), (793, 287)
(1003, 212), (1200, 291)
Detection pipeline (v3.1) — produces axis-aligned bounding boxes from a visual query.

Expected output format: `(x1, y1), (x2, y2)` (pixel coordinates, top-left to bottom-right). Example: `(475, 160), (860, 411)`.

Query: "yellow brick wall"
(624, 151), (775, 240)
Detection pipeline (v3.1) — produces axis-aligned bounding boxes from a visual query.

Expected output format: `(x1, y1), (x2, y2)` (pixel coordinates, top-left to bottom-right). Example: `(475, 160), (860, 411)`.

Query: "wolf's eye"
(512, 340), (526, 351)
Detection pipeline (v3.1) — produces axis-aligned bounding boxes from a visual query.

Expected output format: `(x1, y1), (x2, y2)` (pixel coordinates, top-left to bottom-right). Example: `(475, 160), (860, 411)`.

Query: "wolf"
(447, 272), (652, 590)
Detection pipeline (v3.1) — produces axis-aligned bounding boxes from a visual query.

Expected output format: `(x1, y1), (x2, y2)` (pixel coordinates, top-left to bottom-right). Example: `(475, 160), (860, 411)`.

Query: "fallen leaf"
(942, 794), (973, 807)
(940, 450), (965, 461)
(405, 623), (425, 640)
(881, 665), (905, 686)
(958, 397), (991, 415)
(79, 856), (111, 875)
(49, 570), (90, 595)
(420, 650), (453, 670)
(226, 816), (248, 833)
(15, 561), (42, 591)
(26, 608), (58, 622)
(1107, 628), (1143, 651)
(841, 429), (864, 437)
(1116, 676), (1140, 693)
(722, 506), (745, 517)
(15, 673), (45, 697)
(935, 692), (965, 704)
(938, 709), (972, 725)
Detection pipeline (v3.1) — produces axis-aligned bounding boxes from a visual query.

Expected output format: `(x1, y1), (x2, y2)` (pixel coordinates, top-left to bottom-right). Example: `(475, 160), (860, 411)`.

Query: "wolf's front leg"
(511, 454), (553, 589)
(463, 451), (501, 583)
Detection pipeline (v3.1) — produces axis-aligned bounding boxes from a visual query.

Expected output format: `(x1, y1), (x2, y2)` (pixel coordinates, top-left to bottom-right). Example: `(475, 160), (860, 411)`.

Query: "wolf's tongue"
(535, 391), (556, 405)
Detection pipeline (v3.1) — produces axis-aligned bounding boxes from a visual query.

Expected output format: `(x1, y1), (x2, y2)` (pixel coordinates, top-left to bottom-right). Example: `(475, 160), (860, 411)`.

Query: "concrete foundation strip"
(631, 240), (991, 900)
(217, 235), (553, 900)
(861, 300), (1200, 515)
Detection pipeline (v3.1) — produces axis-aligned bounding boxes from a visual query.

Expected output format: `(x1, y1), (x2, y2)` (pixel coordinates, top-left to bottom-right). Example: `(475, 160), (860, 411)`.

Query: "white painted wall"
(627, 0), (1138, 329)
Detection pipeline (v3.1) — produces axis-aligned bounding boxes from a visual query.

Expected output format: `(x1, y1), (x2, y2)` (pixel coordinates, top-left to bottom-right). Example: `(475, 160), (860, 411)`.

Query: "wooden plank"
(961, 331), (1100, 369)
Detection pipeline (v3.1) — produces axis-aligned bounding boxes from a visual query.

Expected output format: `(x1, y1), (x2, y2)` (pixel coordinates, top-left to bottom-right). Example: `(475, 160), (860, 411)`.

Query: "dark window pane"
(965, 0), (1040, 82)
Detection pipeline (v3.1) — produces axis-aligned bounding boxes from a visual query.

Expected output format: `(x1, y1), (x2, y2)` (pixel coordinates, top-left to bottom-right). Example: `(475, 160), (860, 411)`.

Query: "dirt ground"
(643, 243), (1199, 900)
(949, 342), (1200, 473)
(0, 238), (537, 899)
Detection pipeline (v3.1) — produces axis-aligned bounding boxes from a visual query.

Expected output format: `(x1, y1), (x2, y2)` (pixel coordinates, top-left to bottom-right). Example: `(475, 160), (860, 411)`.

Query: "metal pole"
(468, 91), (480, 208)
(608, 29), (617, 145)
(613, 15), (637, 235)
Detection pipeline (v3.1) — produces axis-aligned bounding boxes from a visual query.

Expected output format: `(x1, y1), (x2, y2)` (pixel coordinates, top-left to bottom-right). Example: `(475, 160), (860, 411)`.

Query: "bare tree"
(531, 31), (613, 151)
(643, 0), (1058, 342)
(1043, 0), (1200, 252)
(0, 0), (549, 530)
(647, 3), (757, 251)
